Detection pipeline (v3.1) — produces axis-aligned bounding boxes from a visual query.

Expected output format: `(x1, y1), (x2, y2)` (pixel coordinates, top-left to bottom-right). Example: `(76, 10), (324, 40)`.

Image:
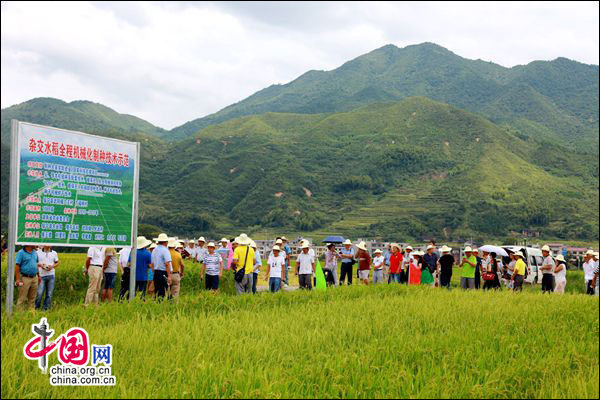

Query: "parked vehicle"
(502, 246), (544, 284)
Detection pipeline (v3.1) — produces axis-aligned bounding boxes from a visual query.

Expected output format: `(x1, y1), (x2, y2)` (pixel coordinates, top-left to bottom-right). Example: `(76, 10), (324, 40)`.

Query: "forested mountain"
(170, 43), (599, 149)
(1, 43), (598, 241)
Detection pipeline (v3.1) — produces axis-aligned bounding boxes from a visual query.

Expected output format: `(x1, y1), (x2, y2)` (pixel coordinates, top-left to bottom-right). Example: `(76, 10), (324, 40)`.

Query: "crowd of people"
(10, 234), (600, 310)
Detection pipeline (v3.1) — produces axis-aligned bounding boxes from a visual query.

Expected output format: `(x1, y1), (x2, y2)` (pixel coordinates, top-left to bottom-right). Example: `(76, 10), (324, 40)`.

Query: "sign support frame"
(128, 142), (140, 300)
(6, 119), (20, 316)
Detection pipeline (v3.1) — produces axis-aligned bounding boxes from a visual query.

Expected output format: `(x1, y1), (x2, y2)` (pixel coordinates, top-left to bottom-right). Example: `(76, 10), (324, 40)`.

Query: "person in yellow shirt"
(232, 234), (255, 295)
(168, 240), (185, 300)
(511, 252), (526, 292)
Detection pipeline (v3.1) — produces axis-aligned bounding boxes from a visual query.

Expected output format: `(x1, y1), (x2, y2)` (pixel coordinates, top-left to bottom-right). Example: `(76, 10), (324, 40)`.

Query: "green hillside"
(0, 97), (166, 141)
(170, 43), (599, 149)
(145, 97), (598, 241)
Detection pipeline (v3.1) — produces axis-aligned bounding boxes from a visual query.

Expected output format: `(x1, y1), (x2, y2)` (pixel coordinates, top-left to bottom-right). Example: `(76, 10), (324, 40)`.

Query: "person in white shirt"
(196, 237), (207, 263)
(184, 240), (197, 261)
(540, 245), (555, 293)
(296, 244), (315, 290)
(267, 245), (286, 293)
(85, 246), (105, 305)
(402, 246), (413, 284)
(582, 250), (596, 295)
(35, 245), (59, 310)
(553, 254), (567, 294)
(504, 254), (516, 290)
(372, 249), (385, 285)
(251, 241), (261, 294)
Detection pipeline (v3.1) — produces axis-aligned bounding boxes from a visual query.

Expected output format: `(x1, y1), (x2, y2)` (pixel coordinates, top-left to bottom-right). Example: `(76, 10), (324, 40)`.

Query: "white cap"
(464, 246), (473, 252)
(156, 233), (169, 242)
(273, 245), (280, 251)
(343, 239), (352, 245)
(427, 244), (435, 250)
(220, 237), (228, 243)
(207, 242), (216, 248)
(541, 245), (550, 252)
(197, 236), (206, 242)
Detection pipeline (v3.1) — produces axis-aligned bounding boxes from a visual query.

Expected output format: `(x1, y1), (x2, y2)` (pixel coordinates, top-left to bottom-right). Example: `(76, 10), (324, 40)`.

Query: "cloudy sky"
(1, 1), (598, 129)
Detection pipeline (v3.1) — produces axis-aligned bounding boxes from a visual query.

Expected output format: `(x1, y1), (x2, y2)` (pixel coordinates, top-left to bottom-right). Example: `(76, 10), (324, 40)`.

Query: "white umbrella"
(478, 245), (509, 257)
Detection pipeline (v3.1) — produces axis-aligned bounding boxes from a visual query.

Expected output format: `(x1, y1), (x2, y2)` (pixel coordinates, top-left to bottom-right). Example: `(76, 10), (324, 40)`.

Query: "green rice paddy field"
(1, 253), (599, 399)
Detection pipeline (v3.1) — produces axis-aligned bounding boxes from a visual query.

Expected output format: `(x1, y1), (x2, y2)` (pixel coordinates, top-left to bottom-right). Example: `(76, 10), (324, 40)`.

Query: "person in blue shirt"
(15, 245), (39, 310)
(281, 237), (292, 287)
(129, 236), (154, 299)
(152, 234), (173, 301)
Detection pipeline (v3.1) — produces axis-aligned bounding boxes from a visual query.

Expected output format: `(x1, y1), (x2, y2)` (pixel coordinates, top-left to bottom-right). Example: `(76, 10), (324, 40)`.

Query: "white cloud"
(1, 1), (598, 129)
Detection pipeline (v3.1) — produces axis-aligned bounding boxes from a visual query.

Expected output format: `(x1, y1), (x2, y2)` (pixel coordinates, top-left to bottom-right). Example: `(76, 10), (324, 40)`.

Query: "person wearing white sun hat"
(151, 233), (173, 301)
(582, 249), (596, 295)
(540, 245), (555, 293)
(553, 254), (567, 294)
(232, 234), (255, 295)
(401, 245), (413, 284)
(202, 242), (224, 291)
(216, 238), (230, 267)
(356, 241), (371, 285)
(296, 243), (315, 290)
(437, 246), (454, 289)
(459, 246), (477, 290)
(196, 237), (207, 264)
(512, 251), (526, 292)
(184, 239), (197, 262)
(167, 239), (185, 300)
(372, 249), (385, 285)
(267, 245), (286, 293)
(339, 239), (355, 286)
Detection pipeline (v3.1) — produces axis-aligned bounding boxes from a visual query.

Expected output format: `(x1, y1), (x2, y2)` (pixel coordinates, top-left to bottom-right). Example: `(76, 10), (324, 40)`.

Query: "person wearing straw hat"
(232, 233), (255, 295)
(372, 249), (385, 286)
(388, 243), (403, 284)
(168, 239), (186, 300)
(296, 243), (315, 290)
(409, 250), (423, 285)
(582, 250), (596, 295)
(152, 233), (173, 301)
(184, 239), (197, 261)
(437, 246), (454, 289)
(101, 246), (119, 303)
(202, 242), (224, 291)
(459, 246), (477, 290)
(145, 242), (157, 297)
(511, 251), (526, 292)
(324, 243), (340, 286)
(251, 240), (262, 294)
(196, 237), (207, 264)
(356, 241), (371, 285)
(339, 239), (355, 286)
(383, 243), (392, 282)
(267, 245), (286, 293)
(120, 236), (153, 300)
(401, 245), (413, 284)
(553, 254), (567, 294)
(423, 245), (439, 286)
(540, 245), (555, 293)
(280, 237), (292, 287)
(217, 238), (230, 266)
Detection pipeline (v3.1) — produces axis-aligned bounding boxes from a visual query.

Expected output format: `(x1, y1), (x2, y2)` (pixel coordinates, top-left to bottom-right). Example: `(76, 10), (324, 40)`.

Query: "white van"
(502, 246), (544, 284)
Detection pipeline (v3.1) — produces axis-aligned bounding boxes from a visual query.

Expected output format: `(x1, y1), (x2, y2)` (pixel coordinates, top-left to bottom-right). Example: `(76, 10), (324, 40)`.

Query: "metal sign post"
(6, 120), (19, 316)
(128, 142), (140, 300)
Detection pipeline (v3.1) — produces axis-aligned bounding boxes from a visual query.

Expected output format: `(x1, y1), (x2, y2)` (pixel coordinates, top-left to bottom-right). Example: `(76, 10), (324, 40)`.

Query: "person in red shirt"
(357, 242), (371, 285)
(388, 243), (403, 284)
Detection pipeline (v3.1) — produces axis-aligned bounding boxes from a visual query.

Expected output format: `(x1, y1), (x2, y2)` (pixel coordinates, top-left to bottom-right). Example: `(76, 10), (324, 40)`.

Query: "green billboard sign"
(13, 121), (139, 247)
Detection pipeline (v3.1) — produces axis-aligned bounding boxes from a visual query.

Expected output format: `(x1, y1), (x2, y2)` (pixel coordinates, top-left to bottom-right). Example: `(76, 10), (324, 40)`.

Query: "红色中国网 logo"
(23, 318), (116, 386)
